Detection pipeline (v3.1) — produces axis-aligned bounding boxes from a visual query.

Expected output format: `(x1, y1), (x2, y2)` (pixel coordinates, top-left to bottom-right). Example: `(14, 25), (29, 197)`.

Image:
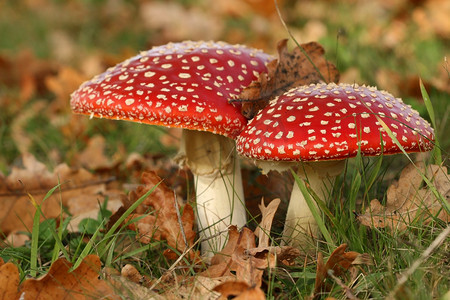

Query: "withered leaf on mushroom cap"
(233, 39), (340, 119)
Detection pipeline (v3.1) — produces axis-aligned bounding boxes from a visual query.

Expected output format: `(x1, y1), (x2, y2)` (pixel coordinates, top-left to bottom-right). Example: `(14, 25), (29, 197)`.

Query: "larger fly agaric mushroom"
(236, 82), (434, 250)
(71, 41), (272, 256)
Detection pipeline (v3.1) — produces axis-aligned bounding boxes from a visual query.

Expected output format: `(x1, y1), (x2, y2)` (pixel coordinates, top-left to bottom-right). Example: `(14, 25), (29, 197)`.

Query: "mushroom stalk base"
(176, 130), (246, 258)
(282, 160), (345, 251)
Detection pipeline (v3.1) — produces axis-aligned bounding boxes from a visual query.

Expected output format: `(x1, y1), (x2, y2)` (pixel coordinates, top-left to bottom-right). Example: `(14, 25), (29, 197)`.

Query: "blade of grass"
(348, 171), (361, 212)
(420, 79), (441, 165)
(98, 183), (160, 258)
(71, 219), (106, 270)
(116, 241), (162, 262)
(291, 169), (335, 248)
(388, 224), (450, 298)
(52, 217), (70, 263)
(28, 193), (41, 278)
(365, 155), (383, 193)
(51, 180), (66, 263)
(29, 184), (70, 276)
(104, 231), (116, 267)
(73, 182), (160, 270)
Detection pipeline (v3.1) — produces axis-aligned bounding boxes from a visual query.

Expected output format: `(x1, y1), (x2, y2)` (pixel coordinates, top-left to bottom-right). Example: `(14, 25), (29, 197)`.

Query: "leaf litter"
(0, 153), (374, 299)
(0, 153), (117, 238)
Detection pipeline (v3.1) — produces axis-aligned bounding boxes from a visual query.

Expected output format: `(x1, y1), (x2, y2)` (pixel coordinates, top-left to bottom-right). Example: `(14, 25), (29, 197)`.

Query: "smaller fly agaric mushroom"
(236, 83), (434, 250)
(70, 41), (272, 257)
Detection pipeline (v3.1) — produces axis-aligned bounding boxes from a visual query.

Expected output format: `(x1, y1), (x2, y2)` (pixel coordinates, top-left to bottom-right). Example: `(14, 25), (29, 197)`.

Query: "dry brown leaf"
(4, 231), (30, 248)
(10, 101), (47, 155)
(201, 226), (255, 278)
(116, 172), (198, 261)
(75, 135), (121, 171)
(20, 255), (118, 300)
(203, 198), (300, 288)
(45, 66), (88, 114)
(213, 281), (266, 300)
(313, 244), (372, 297)
(233, 39), (339, 119)
(0, 262), (20, 300)
(358, 164), (450, 231)
(121, 264), (145, 285)
(246, 246), (301, 267)
(254, 198), (281, 248)
(203, 226), (269, 287)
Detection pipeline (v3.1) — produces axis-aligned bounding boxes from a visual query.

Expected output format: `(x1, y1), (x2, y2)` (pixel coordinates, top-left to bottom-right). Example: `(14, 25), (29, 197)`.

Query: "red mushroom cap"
(237, 83), (435, 161)
(70, 41), (272, 138)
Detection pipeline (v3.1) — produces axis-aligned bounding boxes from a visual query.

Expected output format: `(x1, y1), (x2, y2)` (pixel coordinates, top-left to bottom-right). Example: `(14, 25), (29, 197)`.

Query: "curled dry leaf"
(313, 244), (372, 298)
(233, 39), (339, 119)
(246, 246), (301, 267)
(252, 198), (301, 266)
(121, 264), (148, 286)
(358, 164), (449, 231)
(254, 198), (281, 248)
(213, 281), (266, 300)
(20, 255), (118, 300)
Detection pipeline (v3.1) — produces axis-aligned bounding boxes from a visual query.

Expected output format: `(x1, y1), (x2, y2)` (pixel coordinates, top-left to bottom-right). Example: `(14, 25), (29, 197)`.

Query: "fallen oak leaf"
(121, 264), (151, 287)
(313, 244), (372, 297)
(0, 261), (20, 300)
(358, 164), (449, 231)
(201, 226), (256, 279)
(113, 171), (198, 261)
(232, 39), (339, 119)
(203, 198), (300, 288)
(19, 255), (118, 300)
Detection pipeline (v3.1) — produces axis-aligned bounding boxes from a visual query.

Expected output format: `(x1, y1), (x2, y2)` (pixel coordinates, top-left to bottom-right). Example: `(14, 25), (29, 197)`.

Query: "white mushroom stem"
(283, 160), (345, 250)
(176, 130), (246, 258)
(258, 160), (345, 251)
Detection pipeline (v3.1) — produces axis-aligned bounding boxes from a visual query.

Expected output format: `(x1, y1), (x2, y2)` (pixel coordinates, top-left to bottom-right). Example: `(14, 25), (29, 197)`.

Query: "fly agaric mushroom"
(71, 41), (272, 256)
(236, 82), (434, 249)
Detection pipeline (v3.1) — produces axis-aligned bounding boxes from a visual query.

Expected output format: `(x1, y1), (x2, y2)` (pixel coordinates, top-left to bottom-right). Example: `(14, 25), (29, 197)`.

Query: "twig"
(173, 192), (188, 250)
(0, 177), (116, 196)
(148, 241), (199, 292)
